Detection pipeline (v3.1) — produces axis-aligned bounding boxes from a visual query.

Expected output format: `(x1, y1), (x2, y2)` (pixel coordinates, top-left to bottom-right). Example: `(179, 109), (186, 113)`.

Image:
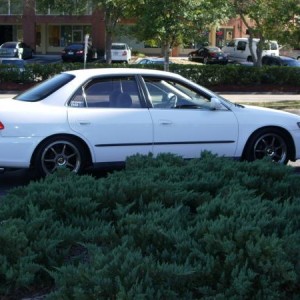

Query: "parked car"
(110, 43), (131, 63)
(222, 38), (279, 62)
(188, 46), (228, 64)
(236, 56), (300, 67)
(137, 57), (173, 65)
(61, 43), (96, 62)
(0, 41), (33, 59)
(262, 55), (300, 67)
(1, 68), (300, 177)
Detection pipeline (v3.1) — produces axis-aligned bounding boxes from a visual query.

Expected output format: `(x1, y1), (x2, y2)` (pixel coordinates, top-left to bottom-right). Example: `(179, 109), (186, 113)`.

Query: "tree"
(132, 0), (231, 70)
(232, 0), (300, 66)
(35, 0), (88, 14)
(91, 0), (136, 63)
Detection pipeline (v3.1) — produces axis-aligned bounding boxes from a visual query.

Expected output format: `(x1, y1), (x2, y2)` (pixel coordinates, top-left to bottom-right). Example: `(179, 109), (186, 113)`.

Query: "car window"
(111, 44), (126, 50)
(69, 76), (143, 108)
(142, 77), (212, 109)
(237, 41), (247, 51)
(227, 40), (235, 47)
(14, 73), (75, 102)
(270, 42), (278, 50)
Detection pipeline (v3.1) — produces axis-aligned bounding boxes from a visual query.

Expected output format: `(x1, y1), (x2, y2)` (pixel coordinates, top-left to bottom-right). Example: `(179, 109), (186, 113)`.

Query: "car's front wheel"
(34, 136), (86, 176)
(244, 128), (290, 164)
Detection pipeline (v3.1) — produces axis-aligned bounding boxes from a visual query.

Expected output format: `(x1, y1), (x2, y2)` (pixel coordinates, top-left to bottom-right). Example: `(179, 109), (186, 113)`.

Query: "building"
(0, 0), (249, 56)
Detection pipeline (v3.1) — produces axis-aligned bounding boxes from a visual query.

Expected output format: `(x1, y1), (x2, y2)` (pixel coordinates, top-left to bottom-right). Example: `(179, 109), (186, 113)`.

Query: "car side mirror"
(210, 97), (223, 110)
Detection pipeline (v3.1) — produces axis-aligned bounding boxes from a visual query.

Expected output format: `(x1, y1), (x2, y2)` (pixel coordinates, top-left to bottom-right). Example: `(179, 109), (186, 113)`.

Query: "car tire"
(244, 128), (290, 164)
(33, 136), (87, 176)
(297, 56), (300, 61)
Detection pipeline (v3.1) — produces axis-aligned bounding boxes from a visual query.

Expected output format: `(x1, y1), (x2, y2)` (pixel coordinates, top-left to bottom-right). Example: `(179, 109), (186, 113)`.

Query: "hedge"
(0, 153), (299, 299)
(1, 62), (300, 89)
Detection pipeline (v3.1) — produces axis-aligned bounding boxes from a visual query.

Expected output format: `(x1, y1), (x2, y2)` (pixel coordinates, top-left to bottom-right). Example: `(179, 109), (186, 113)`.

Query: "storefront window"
(0, 0), (22, 15)
(48, 25), (60, 47)
(49, 25), (91, 47)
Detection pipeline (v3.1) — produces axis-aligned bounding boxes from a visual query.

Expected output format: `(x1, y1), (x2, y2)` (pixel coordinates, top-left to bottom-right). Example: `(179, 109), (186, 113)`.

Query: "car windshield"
(14, 73), (75, 102)
(1, 42), (17, 48)
(66, 44), (84, 50)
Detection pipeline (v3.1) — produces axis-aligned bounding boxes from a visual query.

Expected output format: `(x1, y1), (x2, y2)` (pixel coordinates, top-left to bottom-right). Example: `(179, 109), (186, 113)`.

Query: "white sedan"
(1, 68), (300, 176)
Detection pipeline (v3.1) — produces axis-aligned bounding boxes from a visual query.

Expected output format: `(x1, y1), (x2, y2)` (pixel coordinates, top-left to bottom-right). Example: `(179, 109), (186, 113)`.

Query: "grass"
(241, 100), (300, 110)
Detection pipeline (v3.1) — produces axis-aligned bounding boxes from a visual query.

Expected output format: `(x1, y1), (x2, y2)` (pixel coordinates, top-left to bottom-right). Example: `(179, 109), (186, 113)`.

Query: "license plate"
(68, 51), (74, 55)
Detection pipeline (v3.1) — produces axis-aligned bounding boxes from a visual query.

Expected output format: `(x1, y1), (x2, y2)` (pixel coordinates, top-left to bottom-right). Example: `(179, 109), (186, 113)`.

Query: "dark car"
(0, 41), (33, 59)
(262, 55), (300, 67)
(61, 43), (96, 62)
(188, 46), (228, 65)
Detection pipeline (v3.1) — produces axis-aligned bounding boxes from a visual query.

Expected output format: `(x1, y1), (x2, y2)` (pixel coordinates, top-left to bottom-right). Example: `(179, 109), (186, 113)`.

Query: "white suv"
(111, 43), (131, 63)
(222, 38), (279, 62)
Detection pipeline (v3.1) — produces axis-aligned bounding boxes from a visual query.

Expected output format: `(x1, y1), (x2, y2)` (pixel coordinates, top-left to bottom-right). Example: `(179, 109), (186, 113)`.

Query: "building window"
(0, 0), (22, 15)
(48, 25), (91, 47)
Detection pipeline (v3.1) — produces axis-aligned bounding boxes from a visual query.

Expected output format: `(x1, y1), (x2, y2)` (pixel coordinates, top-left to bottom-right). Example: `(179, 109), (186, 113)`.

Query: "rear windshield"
(14, 73), (75, 102)
(66, 44), (84, 50)
(112, 44), (126, 50)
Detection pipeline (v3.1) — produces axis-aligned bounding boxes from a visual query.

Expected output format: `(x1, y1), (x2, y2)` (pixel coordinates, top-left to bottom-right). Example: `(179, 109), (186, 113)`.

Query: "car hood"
(231, 103), (300, 129)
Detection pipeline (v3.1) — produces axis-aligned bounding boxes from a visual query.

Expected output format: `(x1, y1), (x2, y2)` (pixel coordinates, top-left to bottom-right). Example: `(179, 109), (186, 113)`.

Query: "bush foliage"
(1, 62), (300, 88)
(0, 153), (300, 299)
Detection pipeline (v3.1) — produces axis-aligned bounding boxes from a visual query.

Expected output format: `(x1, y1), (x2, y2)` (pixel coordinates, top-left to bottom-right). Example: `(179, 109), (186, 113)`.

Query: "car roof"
(64, 68), (183, 79)
(265, 55), (295, 61)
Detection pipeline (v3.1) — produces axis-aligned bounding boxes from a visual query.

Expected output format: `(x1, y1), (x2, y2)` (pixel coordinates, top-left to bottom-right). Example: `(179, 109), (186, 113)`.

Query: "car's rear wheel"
(34, 136), (86, 176)
(244, 128), (290, 164)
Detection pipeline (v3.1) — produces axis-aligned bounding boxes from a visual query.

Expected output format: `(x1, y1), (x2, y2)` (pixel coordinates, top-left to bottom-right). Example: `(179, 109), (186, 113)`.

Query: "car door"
(141, 76), (239, 159)
(67, 75), (153, 164)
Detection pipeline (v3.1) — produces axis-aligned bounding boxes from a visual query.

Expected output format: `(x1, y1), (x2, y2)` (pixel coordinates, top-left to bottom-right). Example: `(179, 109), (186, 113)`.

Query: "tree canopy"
(232, 0), (300, 66)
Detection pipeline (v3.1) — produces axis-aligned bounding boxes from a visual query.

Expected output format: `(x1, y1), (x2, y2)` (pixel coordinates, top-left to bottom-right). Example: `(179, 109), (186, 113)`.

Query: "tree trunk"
(162, 42), (170, 71)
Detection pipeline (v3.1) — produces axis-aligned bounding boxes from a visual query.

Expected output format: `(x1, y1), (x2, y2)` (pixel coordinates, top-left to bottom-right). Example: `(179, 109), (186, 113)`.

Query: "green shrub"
(0, 153), (299, 299)
(1, 62), (300, 88)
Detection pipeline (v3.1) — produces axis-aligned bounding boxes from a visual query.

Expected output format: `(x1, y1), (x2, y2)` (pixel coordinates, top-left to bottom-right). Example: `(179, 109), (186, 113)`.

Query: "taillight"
(77, 50), (84, 55)
(210, 52), (217, 57)
(122, 50), (127, 56)
(0, 122), (4, 130)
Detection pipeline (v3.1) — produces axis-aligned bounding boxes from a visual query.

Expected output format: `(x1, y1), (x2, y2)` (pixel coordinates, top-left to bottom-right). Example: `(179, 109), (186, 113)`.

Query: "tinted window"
(69, 76), (142, 108)
(227, 40), (235, 47)
(237, 41), (247, 51)
(14, 73), (75, 102)
(111, 44), (126, 50)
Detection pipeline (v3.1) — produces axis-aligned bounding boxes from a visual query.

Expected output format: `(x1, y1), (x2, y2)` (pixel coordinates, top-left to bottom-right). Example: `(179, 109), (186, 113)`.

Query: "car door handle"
(79, 121), (91, 125)
(159, 120), (172, 125)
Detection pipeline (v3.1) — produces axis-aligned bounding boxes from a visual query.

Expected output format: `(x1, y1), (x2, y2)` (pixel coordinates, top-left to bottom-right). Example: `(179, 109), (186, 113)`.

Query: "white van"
(222, 38), (279, 62)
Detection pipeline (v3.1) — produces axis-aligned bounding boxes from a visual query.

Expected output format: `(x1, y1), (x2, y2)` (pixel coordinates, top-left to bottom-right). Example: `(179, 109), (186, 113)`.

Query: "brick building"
(0, 0), (249, 56)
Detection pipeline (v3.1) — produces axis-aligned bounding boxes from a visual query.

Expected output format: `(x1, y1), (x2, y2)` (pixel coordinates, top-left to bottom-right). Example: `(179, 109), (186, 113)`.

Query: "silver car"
(0, 41), (33, 59)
